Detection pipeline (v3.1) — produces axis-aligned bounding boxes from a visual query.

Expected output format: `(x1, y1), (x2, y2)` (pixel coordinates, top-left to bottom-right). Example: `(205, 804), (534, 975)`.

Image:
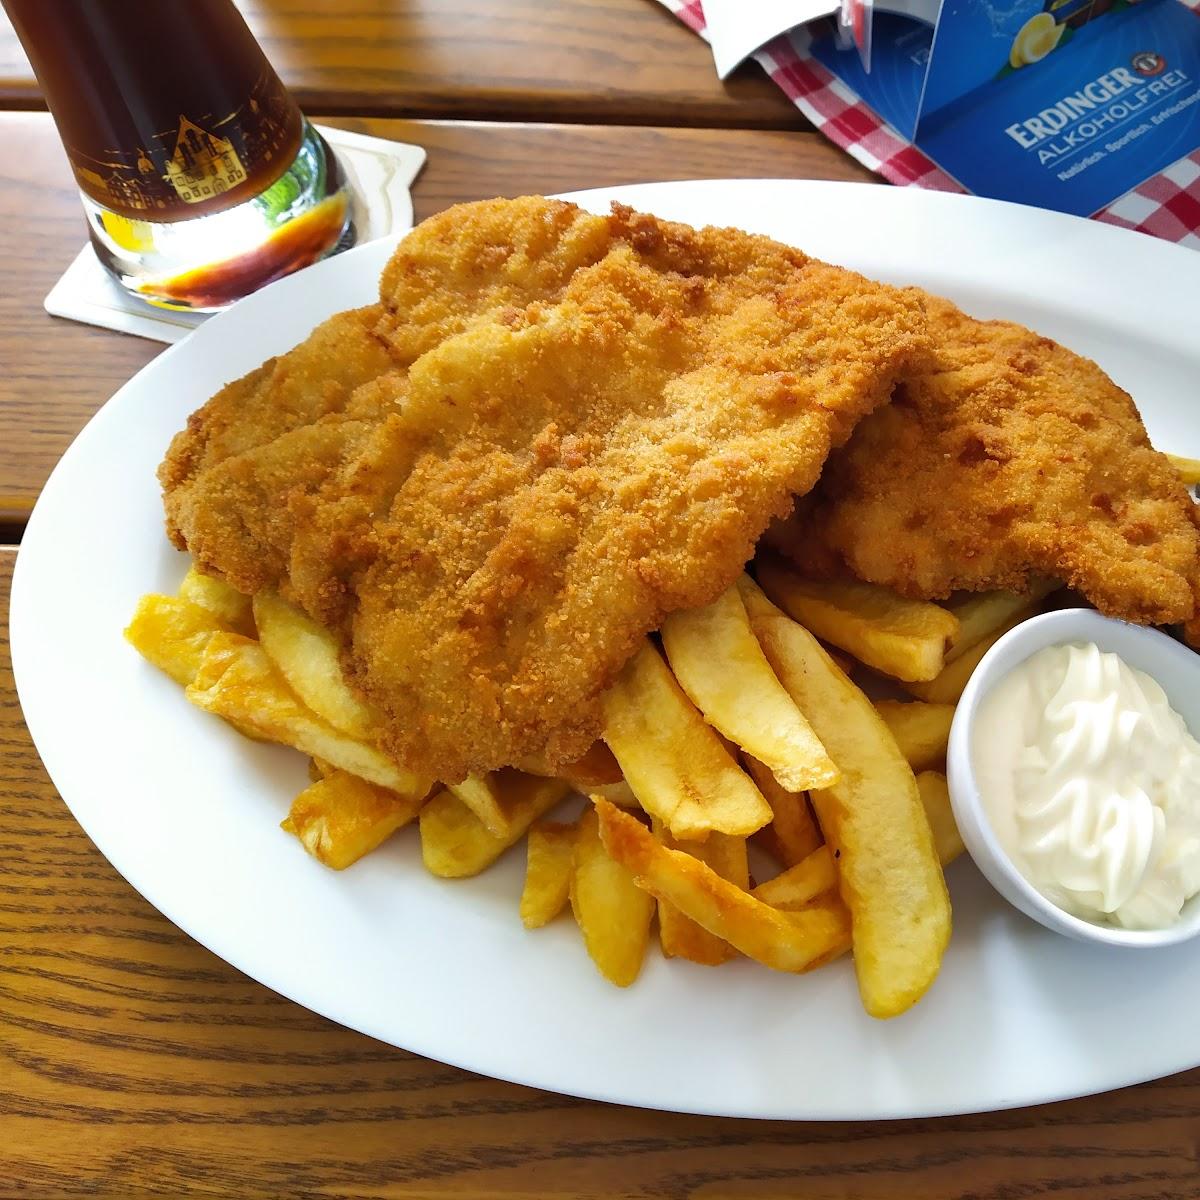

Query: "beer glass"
(4, 0), (354, 310)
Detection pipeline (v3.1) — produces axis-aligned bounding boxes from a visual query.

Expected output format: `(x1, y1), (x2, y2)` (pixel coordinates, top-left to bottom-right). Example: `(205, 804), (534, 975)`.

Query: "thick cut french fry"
(874, 700), (955, 772)
(596, 800), (850, 973)
(125, 594), (233, 686)
(739, 577), (950, 1018)
(571, 807), (655, 987)
(178, 566), (255, 636)
(601, 641), (772, 840)
(756, 558), (959, 683)
(751, 847), (839, 910)
(590, 780), (640, 808)
(448, 774), (509, 838)
(186, 633), (427, 793)
(653, 820), (747, 965)
(252, 591), (378, 740)
(419, 773), (570, 879)
(755, 784), (963, 913)
(1166, 452), (1200, 487)
(903, 609), (1036, 704)
(544, 744), (619, 792)
(520, 820), (576, 928)
(916, 771), (965, 866)
(944, 582), (1056, 663)
(660, 586), (838, 792)
(743, 756), (823, 867)
(281, 770), (427, 869)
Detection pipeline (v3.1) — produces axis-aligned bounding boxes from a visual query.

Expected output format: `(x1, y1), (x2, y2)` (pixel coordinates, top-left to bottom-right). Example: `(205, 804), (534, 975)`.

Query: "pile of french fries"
(126, 557), (1053, 1019)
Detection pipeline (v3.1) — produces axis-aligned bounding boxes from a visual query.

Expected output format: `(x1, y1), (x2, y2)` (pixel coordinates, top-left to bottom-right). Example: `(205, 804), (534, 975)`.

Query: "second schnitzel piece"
(163, 198), (931, 781)
(776, 295), (1200, 632)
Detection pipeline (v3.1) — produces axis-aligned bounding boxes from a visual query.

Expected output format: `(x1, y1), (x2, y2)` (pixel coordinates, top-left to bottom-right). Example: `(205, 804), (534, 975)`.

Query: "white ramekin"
(947, 607), (1200, 948)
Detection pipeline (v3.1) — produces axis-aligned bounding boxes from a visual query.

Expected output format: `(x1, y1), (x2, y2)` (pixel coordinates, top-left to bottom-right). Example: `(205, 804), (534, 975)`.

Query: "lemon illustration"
(1009, 12), (1063, 69)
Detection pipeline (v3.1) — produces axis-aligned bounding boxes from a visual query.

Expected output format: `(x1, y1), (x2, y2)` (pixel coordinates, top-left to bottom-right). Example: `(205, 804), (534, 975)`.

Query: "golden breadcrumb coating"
(775, 295), (1200, 631)
(161, 197), (930, 780)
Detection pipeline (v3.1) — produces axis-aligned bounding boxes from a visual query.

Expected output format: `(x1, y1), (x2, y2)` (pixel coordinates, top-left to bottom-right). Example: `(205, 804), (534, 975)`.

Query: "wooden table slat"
(0, 0), (800, 130)
(2, 548), (1199, 1196)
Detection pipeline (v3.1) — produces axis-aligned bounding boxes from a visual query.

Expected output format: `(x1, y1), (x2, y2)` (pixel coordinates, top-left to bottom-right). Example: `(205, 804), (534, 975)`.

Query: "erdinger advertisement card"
(809, 0), (1200, 215)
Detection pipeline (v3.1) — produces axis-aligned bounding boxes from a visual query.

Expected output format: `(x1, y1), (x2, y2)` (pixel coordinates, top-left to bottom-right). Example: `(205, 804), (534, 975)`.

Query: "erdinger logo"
(1132, 51), (1166, 77)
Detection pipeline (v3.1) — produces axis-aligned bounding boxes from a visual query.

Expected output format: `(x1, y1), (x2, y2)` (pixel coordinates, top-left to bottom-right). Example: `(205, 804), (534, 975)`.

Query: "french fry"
(660, 586), (838, 792)
(520, 742), (629, 804)
(916, 771), (965, 866)
(743, 756), (823, 867)
(755, 783), (963, 911)
(739, 577), (950, 1018)
(653, 821), (747, 965)
(751, 846), (838, 910)
(903, 608), (1036, 704)
(525, 741), (624, 791)
(177, 566), (255, 636)
(596, 799), (850, 973)
(419, 772), (570, 879)
(571, 807), (655, 986)
(308, 756), (336, 782)
(601, 641), (772, 840)
(944, 582), (1056, 663)
(125, 593), (233, 686)
(281, 770), (427, 869)
(447, 774), (510, 838)
(1166, 452), (1200, 487)
(252, 591), (378, 740)
(874, 700), (955, 772)
(590, 780), (640, 808)
(520, 820), (576, 928)
(186, 633), (428, 793)
(756, 558), (959, 683)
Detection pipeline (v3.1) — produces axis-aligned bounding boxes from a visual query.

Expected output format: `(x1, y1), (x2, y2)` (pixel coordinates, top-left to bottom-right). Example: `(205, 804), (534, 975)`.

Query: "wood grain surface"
(0, 0), (799, 129)
(3, 548), (1200, 1196)
(0, 111), (874, 524)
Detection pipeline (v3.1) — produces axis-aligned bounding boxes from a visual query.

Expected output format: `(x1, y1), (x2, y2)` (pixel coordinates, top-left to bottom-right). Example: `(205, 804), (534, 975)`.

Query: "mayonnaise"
(973, 641), (1200, 930)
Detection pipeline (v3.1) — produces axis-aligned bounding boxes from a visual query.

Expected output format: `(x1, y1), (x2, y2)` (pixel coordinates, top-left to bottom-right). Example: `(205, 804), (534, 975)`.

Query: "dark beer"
(4, 0), (352, 308)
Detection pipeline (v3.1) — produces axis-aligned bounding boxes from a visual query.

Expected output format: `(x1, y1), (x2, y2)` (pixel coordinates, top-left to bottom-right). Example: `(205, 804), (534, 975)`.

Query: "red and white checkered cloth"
(657, 0), (1200, 248)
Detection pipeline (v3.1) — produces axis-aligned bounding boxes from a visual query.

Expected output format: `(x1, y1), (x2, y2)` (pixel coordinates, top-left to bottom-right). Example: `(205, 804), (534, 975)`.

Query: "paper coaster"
(43, 125), (427, 345)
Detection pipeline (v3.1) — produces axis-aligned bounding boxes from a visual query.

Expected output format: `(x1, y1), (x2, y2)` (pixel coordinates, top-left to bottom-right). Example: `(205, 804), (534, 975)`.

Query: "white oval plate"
(12, 181), (1200, 1120)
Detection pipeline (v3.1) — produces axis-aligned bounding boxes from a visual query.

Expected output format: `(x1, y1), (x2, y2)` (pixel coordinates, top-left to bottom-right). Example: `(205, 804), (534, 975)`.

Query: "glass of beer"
(4, 0), (355, 310)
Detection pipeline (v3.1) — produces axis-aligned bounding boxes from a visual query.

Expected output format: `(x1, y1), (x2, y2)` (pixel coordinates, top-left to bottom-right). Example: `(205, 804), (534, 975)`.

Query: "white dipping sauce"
(973, 641), (1200, 930)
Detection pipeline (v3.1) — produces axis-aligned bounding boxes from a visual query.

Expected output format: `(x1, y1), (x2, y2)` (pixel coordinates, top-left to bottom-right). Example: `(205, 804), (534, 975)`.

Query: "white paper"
(876, 0), (939, 25)
(704, 0), (938, 78)
(704, 0), (840, 78)
(44, 124), (427, 345)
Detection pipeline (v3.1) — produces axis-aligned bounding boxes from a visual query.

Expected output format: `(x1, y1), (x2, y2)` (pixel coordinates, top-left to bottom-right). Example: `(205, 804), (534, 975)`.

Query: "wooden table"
(0, 0), (800, 127)
(2, 5), (1198, 1196)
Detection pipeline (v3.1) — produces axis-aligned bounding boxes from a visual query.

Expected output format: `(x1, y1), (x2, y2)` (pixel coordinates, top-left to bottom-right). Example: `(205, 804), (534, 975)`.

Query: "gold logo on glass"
(162, 114), (249, 203)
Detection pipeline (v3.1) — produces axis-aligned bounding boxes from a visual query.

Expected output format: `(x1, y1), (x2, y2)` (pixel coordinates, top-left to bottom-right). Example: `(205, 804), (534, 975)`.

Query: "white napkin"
(704, 0), (940, 78)
(704, 0), (839, 77)
(43, 125), (427, 344)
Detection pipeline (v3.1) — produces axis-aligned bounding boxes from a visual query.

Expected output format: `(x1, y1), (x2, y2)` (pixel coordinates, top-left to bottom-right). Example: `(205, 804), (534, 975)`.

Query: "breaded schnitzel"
(772, 295), (1200, 634)
(162, 197), (931, 781)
